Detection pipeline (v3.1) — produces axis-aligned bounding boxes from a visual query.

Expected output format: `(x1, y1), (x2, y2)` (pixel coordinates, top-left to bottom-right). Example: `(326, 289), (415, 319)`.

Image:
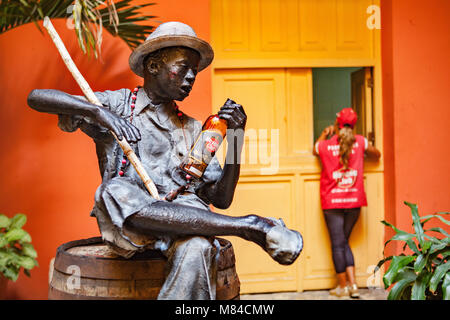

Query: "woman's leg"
(323, 209), (348, 288)
(345, 266), (356, 286)
(343, 208), (360, 286)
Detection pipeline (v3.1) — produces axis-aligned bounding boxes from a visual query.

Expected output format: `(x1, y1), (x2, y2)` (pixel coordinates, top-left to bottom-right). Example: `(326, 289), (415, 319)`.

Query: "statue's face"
(144, 47), (201, 101)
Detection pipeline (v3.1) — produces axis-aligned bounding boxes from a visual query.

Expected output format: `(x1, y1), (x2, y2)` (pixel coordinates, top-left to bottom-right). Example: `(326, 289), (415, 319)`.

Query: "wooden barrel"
(48, 237), (240, 300)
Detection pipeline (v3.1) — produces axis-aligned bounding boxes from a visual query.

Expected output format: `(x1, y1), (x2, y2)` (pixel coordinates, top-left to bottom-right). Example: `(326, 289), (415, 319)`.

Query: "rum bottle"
(180, 107), (228, 179)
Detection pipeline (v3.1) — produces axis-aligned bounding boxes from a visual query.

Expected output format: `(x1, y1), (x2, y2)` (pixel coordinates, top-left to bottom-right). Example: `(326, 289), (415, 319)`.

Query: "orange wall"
(0, 0), (211, 299)
(381, 0), (450, 255)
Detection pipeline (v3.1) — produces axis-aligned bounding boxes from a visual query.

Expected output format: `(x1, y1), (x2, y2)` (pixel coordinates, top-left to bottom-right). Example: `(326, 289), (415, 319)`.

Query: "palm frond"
(0, 0), (156, 58)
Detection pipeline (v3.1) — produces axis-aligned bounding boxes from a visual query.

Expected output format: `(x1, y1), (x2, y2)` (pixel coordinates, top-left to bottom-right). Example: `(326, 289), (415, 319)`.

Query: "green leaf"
(411, 269), (433, 300)
(414, 254), (428, 273)
(4, 229), (31, 243)
(384, 235), (416, 255)
(383, 255), (415, 288)
(424, 234), (444, 244)
(0, 214), (10, 229)
(387, 269), (417, 300)
(3, 248), (21, 265)
(1, 265), (19, 281)
(0, 250), (11, 266)
(420, 214), (450, 226)
(18, 256), (36, 270)
(375, 256), (393, 272)
(375, 256), (393, 281)
(404, 202), (425, 248)
(432, 248), (450, 260)
(392, 232), (416, 242)
(430, 260), (450, 293)
(405, 239), (421, 255)
(21, 243), (37, 259)
(426, 227), (450, 238)
(381, 220), (408, 234)
(9, 213), (27, 229)
(421, 240), (432, 253)
(429, 241), (448, 255)
(381, 220), (417, 255)
(0, 234), (8, 248)
(443, 272), (450, 300)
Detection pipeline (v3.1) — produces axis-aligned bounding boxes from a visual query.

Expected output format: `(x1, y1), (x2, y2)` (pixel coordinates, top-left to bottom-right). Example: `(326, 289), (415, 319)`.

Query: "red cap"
(336, 108), (357, 129)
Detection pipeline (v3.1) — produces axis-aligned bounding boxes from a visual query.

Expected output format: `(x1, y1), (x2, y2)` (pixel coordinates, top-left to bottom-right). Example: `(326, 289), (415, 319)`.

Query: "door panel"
(215, 176), (298, 293)
(301, 173), (384, 290)
(221, 0), (251, 51)
(286, 69), (314, 154)
(260, 0), (290, 51)
(213, 69), (287, 167)
(298, 0), (331, 52)
(301, 175), (336, 290)
(212, 68), (311, 293)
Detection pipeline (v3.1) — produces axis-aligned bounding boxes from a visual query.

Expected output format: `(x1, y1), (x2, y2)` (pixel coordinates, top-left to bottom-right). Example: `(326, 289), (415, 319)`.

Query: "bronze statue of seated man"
(27, 21), (303, 300)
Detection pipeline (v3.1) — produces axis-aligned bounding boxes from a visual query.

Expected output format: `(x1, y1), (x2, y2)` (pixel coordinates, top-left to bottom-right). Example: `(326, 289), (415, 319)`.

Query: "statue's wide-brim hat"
(129, 21), (214, 77)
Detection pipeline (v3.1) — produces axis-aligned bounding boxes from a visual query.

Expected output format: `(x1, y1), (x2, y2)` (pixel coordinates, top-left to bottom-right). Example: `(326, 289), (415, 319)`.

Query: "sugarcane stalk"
(43, 16), (160, 200)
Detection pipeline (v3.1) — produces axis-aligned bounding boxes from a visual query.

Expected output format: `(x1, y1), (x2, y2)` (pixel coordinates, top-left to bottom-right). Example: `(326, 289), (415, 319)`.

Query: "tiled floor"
(241, 288), (388, 300)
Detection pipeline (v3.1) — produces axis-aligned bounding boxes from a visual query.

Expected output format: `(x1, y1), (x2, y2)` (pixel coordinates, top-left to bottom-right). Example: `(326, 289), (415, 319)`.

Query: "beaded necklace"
(118, 86), (193, 201)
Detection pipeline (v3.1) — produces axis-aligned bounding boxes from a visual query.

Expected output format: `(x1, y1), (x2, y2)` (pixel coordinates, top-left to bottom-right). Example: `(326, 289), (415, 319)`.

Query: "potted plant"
(0, 213), (38, 298)
(377, 202), (449, 300)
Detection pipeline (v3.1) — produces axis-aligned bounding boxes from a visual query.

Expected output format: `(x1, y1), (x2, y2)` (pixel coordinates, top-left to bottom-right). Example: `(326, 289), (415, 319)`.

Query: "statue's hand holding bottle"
(218, 98), (247, 131)
(180, 98), (246, 179)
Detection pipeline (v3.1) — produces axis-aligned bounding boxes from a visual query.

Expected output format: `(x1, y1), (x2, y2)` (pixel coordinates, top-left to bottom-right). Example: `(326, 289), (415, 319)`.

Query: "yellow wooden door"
(211, 0), (384, 294)
(212, 68), (312, 293)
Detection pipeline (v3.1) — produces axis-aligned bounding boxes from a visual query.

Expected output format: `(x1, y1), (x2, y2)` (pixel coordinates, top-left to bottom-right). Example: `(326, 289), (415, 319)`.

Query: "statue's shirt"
(57, 88), (223, 256)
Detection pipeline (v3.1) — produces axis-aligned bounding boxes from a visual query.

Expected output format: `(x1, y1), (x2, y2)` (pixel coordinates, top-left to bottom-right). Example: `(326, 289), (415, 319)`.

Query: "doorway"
(313, 67), (375, 143)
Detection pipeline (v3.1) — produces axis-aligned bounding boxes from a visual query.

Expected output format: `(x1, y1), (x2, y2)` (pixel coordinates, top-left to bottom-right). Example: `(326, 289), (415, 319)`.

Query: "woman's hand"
(320, 125), (335, 139)
(313, 125), (335, 156)
(94, 106), (141, 143)
(365, 142), (381, 160)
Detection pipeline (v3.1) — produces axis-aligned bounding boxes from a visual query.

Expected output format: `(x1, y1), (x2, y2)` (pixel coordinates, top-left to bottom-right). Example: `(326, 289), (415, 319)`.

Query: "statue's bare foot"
(265, 218), (303, 265)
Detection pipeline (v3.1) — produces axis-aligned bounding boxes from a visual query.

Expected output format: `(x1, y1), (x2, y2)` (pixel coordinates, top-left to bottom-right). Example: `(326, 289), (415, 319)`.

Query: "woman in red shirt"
(313, 108), (380, 298)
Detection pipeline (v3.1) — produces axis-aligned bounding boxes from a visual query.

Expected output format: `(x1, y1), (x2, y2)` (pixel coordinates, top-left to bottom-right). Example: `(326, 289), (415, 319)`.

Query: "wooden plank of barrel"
(48, 237), (240, 300)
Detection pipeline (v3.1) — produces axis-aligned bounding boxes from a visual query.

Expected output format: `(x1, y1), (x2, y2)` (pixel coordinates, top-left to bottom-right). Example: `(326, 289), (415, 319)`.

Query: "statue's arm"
(28, 89), (98, 118)
(196, 100), (246, 209)
(202, 152), (242, 210)
(27, 89), (140, 142)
